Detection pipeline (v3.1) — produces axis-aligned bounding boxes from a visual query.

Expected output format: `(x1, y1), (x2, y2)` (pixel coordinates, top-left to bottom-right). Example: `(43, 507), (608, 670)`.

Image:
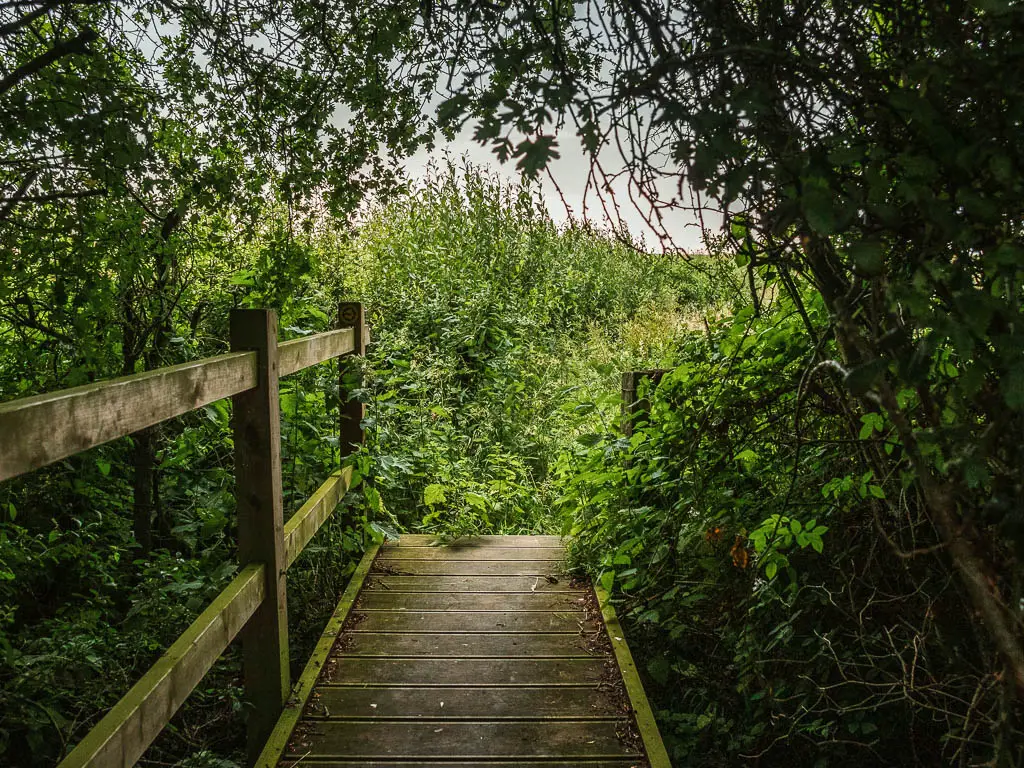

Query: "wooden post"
(230, 309), (289, 764)
(338, 302), (366, 458)
(621, 369), (669, 436)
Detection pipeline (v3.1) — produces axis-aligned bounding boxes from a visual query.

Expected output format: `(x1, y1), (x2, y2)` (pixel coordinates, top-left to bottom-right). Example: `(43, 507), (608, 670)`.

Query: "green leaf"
(515, 135), (560, 178)
(228, 269), (255, 286)
(735, 449), (758, 466)
(647, 656), (672, 684)
(423, 483), (447, 507)
(365, 487), (383, 514)
(465, 491), (489, 510)
(859, 412), (884, 440)
(368, 521), (400, 544)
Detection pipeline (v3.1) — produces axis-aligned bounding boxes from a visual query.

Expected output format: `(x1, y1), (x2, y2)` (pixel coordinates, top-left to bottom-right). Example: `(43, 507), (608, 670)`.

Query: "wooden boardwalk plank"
(347, 610), (593, 633)
(365, 575), (582, 592)
(280, 762), (642, 768)
(383, 534), (564, 547)
(372, 560), (566, 576)
(342, 631), (594, 657)
(309, 686), (624, 719)
(325, 658), (608, 686)
(262, 535), (667, 768)
(378, 546), (565, 561)
(358, 591), (587, 611)
(284, 721), (640, 759)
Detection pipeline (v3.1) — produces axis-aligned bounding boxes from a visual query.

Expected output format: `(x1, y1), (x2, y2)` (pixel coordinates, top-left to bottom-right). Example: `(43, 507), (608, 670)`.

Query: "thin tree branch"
(0, 26), (98, 96)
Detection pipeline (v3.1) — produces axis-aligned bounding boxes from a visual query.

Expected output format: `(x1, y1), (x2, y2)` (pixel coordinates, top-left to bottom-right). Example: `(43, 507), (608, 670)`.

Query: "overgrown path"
(257, 534), (670, 767)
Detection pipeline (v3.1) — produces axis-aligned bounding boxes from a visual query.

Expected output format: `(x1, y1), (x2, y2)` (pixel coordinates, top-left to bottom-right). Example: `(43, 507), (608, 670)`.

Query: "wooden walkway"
(257, 534), (670, 767)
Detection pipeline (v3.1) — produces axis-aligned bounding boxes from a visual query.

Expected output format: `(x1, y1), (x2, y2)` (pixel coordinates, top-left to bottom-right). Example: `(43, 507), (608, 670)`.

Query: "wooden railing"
(0, 303), (368, 768)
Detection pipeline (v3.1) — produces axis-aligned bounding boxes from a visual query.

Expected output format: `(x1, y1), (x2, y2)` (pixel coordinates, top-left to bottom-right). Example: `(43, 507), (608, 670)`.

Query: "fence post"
(230, 309), (289, 764)
(621, 369), (669, 436)
(338, 302), (366, 457)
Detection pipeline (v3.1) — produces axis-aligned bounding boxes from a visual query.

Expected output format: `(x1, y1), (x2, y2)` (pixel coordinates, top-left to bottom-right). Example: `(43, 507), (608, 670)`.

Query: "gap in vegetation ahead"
(329, 164), (739, 541)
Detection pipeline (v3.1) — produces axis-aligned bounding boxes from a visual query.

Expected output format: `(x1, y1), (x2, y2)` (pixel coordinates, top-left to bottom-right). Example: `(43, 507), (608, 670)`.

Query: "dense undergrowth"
(331, 168), (734, 540)
(3, 166), (1022, 768)
(561, 288), (1024, 765)
(3, 160), (1022, 767)
(0, 166), (735, 766)
(5, 1), (1024, 765)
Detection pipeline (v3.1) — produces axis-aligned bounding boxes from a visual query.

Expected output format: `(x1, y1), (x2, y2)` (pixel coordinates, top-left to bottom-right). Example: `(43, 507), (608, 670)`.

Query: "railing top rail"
(0, 352), (257, 483)
(278, 327), (355, 377)
(0, 326), (358, 484)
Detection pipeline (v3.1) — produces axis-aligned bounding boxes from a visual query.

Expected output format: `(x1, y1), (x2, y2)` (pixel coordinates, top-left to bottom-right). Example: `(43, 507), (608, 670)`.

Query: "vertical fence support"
(621, 369), (669, 436)
(338, 302), (366, 458)
(230, 309), (290, 765)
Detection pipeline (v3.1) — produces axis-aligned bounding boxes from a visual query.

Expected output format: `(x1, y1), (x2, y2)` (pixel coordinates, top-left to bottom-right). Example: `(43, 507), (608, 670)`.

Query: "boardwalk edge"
(594, 583), (673, 768)
(254, 543), (380, 768)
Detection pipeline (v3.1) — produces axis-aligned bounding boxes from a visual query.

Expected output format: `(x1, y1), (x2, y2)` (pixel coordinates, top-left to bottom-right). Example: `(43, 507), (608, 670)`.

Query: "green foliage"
(5, 2), (1024, 765)
(557, 280), (1021, 764)
(0, 159), (722, 763)
(0, 203), (360, 764)
(381, 2), (1024, 763)
(322, 164), (701, 539)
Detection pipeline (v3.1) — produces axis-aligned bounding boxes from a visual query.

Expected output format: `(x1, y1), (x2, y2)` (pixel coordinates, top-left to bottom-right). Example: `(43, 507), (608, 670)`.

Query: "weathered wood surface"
(273, 763), (641, 768)
(309, 685), (623, 718)
(278, 328), (355, 377)
(383, 534), (564, 547)
(231, 309), (290, 761)
(263, 534), (665, 767)
(377, 545), (565, 560)
(58, 564), (264, 768)
(342, 631), (593, 657)
(0, 351), (257, 482)
(326, 657), (607, 686)
(283, 467), (352, 567)
(376, 559), (567, 576)
(365, 574), (581, 592)
(337, 302), (365, 456)
(255, 545), (380, 768)
(348, 609), (588, 633)
(284, 721), (635, 759)
(358, 591), (584, 611)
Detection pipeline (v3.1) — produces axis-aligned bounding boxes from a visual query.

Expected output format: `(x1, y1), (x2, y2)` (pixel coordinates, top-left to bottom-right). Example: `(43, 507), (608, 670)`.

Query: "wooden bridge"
(0, 304), (669, 768)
